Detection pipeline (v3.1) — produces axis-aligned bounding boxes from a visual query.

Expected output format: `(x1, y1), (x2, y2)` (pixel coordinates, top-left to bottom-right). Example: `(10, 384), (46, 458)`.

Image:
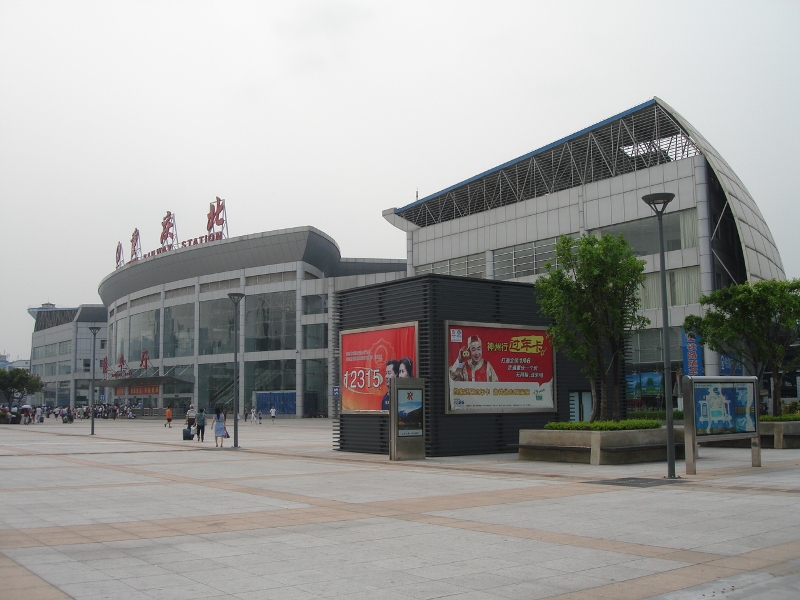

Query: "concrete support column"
(485, 249), (494, 279)
(295, 263), (304, 418)
(407, 231), (415, 276)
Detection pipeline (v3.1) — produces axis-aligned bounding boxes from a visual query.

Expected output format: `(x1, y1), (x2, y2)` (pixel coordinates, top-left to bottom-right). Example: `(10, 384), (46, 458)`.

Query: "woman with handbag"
(213, 406), (226, 448)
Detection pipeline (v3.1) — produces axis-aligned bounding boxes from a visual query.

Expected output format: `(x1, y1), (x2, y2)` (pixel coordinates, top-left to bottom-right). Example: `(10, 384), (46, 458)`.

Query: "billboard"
(340, 323), (417, 412)
(693, 380), (757, 436)
(446, 322), (555, 413)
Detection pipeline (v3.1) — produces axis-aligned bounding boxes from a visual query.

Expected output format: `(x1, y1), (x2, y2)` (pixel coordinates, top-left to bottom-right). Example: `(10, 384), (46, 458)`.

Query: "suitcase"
(182, 428), (193, 440)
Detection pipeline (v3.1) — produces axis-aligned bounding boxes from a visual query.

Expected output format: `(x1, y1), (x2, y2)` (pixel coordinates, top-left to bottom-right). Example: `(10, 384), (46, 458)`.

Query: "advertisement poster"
(625, 373), (641, 399)
(682, 330), (705, 376)
(397, 388), (423, 436)
(446, 322), (554, 413)
(639, 372), (664, 396)
(693, 381), (756, 436)
(340, 324), (416, 412)
(719, 354), (744, 376)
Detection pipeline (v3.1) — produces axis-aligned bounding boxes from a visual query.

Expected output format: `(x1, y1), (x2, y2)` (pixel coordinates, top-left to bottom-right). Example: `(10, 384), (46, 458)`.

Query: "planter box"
(518, 427), (685, 465)
(761, 421), (800, 449)
(701, 421), (800, 449)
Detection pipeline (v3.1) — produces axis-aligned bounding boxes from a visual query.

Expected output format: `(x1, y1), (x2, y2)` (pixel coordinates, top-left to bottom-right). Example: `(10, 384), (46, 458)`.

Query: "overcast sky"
(2, 0), (799, 361)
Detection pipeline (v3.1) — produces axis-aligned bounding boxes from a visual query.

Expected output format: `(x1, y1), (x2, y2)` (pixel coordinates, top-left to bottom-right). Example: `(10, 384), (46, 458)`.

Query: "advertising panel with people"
(446, 322), (555, 413)
(340, 323), (417, 412)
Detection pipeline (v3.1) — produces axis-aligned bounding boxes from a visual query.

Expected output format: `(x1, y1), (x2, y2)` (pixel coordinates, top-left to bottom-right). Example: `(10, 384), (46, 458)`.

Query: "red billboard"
(340, 323), (417, 412)
(446, 322), (555, 413)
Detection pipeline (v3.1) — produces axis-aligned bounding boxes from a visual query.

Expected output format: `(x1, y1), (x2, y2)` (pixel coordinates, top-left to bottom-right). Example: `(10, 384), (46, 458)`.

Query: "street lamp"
(89, 326), (100, 436)
(228, 292), (244, 449)
(642, 192), (676, 478)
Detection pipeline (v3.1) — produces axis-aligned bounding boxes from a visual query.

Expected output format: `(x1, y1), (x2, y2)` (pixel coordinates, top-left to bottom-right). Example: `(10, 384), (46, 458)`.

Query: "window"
(58, 340), (72, 355)
(130, 309), (160, 360)
(83, 359), (91, 372)
(165, 286), (194, 300)
(200, 279), (240, 293)
(58, 360), (71, 375)
(32, 347), (44, 360)
(245, 272), (296, 286)
(494, 236), (568, 280)
(100, 339), (107, 350)
(640, 267), (701, 310)
(198, 299), (235, 355)
(415, 252), (486, 278)
(45, 343), (58, 358)
(303, 324), (328, 349)
(594, 209), (698, 256)
(244, 292), (296, 352)
(44, 362), (57, 376)
(164, 304), (195, 358)
(303, 295), (328, 315)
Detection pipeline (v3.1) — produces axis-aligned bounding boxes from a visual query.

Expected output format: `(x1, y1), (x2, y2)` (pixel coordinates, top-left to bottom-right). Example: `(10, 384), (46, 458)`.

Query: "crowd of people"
(0, 403), (140, 424)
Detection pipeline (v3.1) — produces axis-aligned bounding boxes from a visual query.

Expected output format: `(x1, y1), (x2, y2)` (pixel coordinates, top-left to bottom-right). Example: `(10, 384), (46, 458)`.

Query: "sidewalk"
(1, 418), (799, 599)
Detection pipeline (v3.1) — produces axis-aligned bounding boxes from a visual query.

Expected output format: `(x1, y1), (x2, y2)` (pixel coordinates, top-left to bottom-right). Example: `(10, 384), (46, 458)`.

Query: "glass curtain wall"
(244, 292), (296, 351)
(129, 309), (160, 361)
(197, 362), (234, 412)
(244, 360), (296, 411)
(303, 324), (328, 349)
(199, 299), (235, 355)
(164, 304), (195, 358)
(115, 316), (127, 363)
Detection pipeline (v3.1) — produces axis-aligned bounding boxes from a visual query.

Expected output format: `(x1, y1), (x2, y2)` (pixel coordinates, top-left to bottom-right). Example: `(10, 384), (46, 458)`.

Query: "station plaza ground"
(1, 416), (799, 600)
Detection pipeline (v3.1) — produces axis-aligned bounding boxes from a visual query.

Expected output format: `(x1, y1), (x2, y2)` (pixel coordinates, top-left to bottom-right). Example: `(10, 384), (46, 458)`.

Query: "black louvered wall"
(336, 275), (592, 456)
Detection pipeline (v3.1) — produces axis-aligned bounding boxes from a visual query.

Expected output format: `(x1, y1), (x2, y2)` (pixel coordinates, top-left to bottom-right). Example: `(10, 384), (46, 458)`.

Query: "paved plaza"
(1, 417), (799, 599)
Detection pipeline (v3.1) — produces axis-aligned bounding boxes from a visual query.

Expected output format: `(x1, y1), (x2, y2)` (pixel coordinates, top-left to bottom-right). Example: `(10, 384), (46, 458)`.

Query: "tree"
(683, 279), (800, 416)
(0, 368), (44, 405)
(535, 234), (649, 421)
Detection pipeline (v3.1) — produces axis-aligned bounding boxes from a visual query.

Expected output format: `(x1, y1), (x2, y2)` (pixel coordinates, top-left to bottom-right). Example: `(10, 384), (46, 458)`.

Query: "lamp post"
(642, 192), (676, 478)
(228, 292), (244, 449)
(89, 326), (100, 436)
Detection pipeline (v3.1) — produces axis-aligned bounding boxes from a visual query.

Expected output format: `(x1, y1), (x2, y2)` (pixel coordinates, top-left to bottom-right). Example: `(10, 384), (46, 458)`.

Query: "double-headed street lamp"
(228, 292), (244, 449)
(642, 192), (677, 479)
(89, 326), (100, 436)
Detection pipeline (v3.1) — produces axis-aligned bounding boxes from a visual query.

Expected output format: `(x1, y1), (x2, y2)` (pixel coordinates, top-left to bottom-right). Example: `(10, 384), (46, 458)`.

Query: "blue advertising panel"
(682, 330), (704, 376)
(693, 381), (757, 436)
(625, 373), (641, 399)
(719, 354), (744, 376)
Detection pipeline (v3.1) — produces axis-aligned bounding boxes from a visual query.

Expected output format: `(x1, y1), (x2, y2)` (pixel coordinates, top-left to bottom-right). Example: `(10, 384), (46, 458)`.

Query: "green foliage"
(0, 368), (44, 404)
(760, 414), (800, 422)
(544, 419), (662, 431)
(626, 410), (684, 421)
(535, 234), (649, 421)
(684, 279), (800, 416)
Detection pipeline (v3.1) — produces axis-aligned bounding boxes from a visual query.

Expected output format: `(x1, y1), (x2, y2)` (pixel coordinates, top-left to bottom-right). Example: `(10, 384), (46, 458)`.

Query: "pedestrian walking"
(165, 406), (172, 428)
(270, 406), (276, 423)
(186, 404), (197, 429)
(250, 407), (257, 424)
(257, 410), (263, 424)
(213, 406), (226, 447)
(195, 408), (206, 442)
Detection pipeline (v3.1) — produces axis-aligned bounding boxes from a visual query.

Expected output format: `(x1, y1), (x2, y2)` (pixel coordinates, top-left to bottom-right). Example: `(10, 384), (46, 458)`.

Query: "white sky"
(2, 0), (799, 361)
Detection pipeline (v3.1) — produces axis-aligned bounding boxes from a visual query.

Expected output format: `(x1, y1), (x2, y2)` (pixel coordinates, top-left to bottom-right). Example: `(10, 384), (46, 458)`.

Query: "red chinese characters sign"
(446, 322), (555, 413)
(340, 324), (416, 412)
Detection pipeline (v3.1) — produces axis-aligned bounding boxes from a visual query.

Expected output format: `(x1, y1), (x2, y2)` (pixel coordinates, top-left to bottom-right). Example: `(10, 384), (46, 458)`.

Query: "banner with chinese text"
(446, 322), (555, 413)
(340, 324), (417, 412)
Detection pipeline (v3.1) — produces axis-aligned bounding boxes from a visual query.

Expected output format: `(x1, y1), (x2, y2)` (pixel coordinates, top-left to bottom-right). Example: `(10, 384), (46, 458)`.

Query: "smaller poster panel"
(693, 381), (757, 436)
(639, 372), (664, 396)
(446, 322), (555, 413)
(397, 388), (423, 437)
(340, 323), (417, 412)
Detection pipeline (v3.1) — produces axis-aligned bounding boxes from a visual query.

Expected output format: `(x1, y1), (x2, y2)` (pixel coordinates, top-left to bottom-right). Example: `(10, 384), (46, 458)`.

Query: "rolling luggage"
(182, 428), (193, 440)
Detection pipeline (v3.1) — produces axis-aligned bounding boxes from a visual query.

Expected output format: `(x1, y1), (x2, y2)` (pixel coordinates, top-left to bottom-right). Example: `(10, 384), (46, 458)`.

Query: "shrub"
(760, 414), (800, 422)
(626, 410), (684, 421)
(545, 419), (661, 431)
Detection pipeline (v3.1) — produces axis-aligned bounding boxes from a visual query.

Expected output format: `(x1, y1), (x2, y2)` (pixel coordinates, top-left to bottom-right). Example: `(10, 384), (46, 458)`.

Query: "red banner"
(447, 323), (554, 413)
(341, 324), (416, 411)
